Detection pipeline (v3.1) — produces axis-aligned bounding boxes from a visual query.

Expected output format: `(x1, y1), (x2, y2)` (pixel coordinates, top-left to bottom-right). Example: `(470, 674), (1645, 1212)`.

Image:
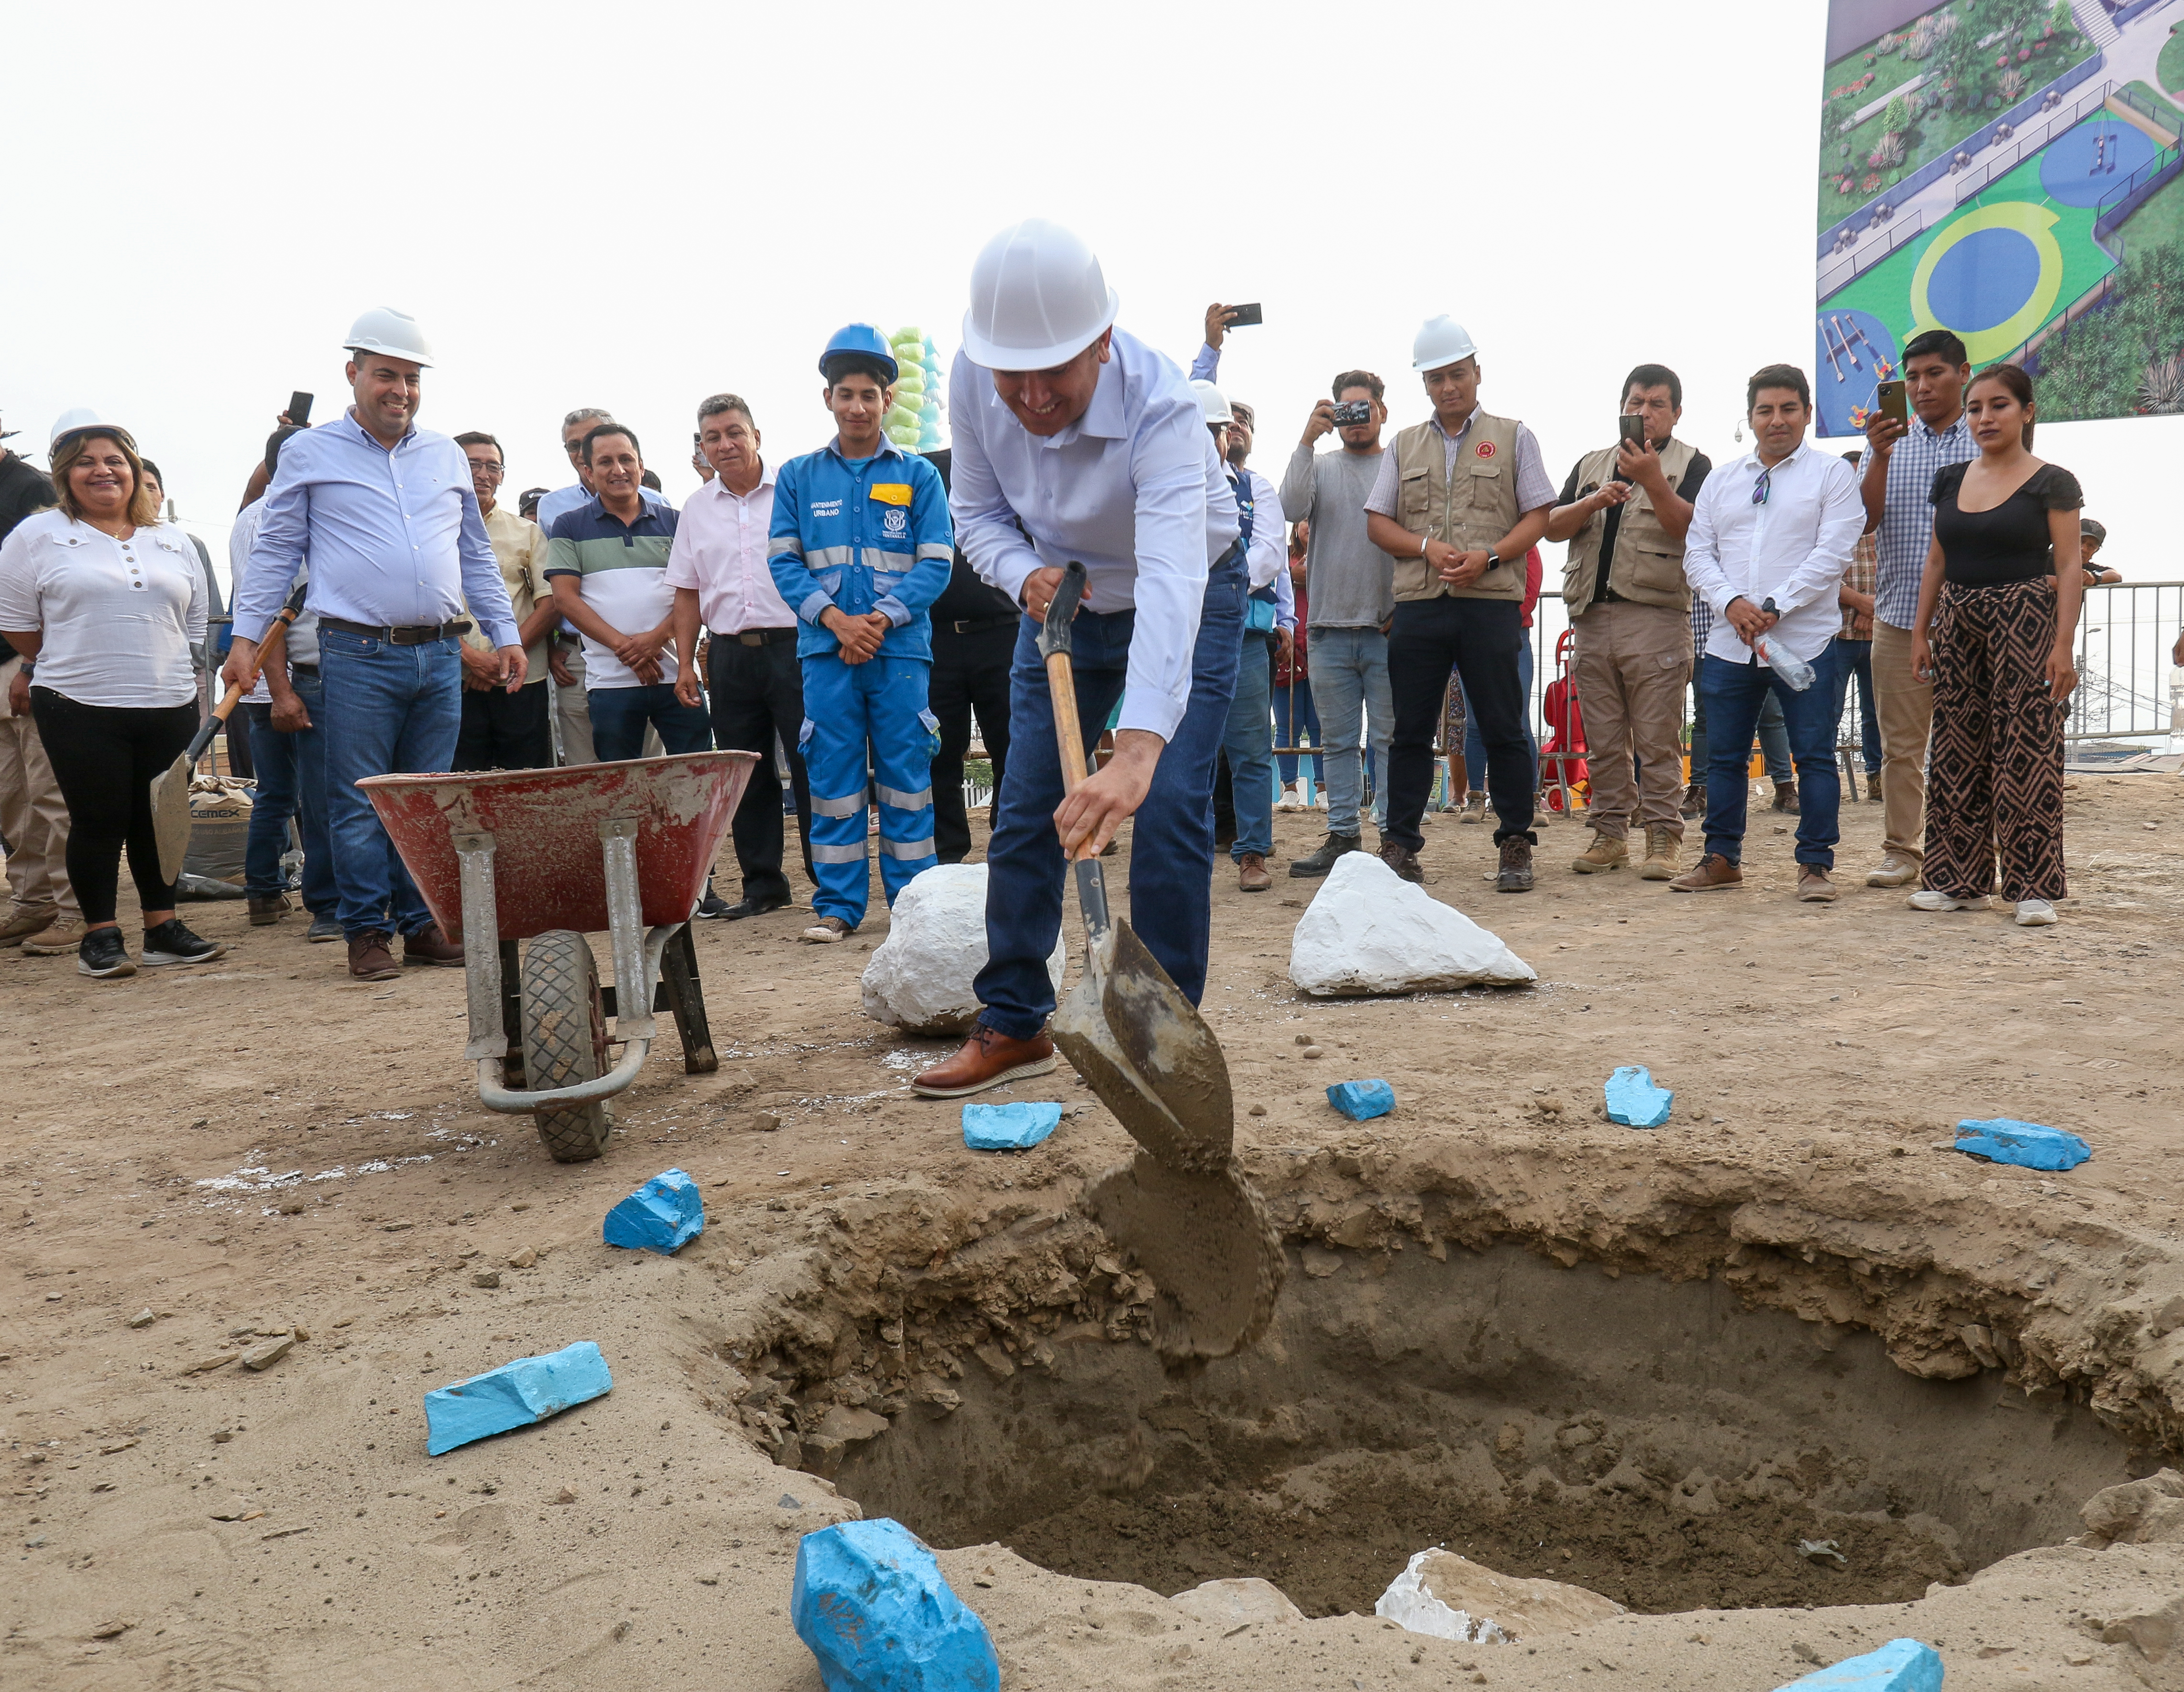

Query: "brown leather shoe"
(1797, 866), (1839, 903)
(1669, 853), (1743, 893)
(348, 930), (400, 981)
(911, 1024), (1058, 1098)
(247, 893), (292, 927)
(1377, 838), (1423, 883)
(1237, 853), (1272, 892)
(402, 922), (464, 967)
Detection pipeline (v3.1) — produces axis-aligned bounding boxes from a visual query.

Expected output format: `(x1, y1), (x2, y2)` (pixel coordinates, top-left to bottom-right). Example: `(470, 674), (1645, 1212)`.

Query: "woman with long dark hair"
(0, 412), (225, 977)
(1907, 364), (2083, 927)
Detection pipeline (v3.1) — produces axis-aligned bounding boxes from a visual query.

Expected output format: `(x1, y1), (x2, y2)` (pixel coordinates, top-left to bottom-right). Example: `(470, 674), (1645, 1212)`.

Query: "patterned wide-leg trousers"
(1922, 578), (2067, 903)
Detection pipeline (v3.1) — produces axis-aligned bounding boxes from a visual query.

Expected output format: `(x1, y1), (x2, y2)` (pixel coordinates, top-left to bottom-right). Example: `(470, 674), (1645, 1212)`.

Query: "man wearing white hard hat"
(912, 219), (1242, 1099)
(1363, 317), (1557, 891)
(227, 308), (525, 983)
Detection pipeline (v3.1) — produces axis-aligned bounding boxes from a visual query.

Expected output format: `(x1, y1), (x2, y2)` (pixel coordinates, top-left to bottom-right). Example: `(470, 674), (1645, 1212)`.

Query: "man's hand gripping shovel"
(1038, 562), (1283, 1362)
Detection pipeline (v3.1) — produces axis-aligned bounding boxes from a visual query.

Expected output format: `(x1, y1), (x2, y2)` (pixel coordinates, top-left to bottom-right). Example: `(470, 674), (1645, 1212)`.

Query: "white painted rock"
(860, 863), (1067, 1036)
(1374, 1549), (1623, 1644)
(1170, 1577), (1305, 1627)
(1289, 852), (1535, 995)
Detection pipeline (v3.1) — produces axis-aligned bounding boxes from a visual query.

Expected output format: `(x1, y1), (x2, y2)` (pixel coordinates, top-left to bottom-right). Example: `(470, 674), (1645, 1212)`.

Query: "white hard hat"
(1189, 380), (1233, 426)
(49, 407), (134, 454)
(344, 306), (435, 368)
(1412, 315), (1479, 373)
(960, 218), (1120, 370)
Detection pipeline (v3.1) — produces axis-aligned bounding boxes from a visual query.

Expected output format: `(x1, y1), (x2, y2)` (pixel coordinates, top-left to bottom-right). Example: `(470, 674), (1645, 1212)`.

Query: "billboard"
(1815, 0), (2184, 434)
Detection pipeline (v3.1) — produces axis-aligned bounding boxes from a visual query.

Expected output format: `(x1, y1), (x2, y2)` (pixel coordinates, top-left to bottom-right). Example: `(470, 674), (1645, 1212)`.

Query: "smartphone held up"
(1330, 399), (1372, 427)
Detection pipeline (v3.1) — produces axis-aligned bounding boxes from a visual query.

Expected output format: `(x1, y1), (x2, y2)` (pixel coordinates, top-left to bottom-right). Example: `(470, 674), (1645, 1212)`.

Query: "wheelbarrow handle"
(1043, 613), (1113, 946)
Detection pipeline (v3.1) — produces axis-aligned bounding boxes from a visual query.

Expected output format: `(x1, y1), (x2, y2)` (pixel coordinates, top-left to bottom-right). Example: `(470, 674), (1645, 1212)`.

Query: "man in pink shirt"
(669, 394), (812, 919)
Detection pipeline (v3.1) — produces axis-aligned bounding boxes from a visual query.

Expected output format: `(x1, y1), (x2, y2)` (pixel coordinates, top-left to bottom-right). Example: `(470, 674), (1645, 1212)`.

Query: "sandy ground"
(2, 772), (2181, 1690)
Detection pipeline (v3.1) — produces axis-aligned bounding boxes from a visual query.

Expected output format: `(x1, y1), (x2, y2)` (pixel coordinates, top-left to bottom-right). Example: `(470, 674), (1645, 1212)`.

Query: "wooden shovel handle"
(1047, 649), (1089, 797)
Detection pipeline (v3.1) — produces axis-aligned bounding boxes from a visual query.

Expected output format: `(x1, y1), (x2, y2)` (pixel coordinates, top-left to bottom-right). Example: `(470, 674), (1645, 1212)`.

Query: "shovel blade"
(1051, 919), (1232, 1172)
(1084, 1151), (1285, 1361)
(150, 754), (195, 886)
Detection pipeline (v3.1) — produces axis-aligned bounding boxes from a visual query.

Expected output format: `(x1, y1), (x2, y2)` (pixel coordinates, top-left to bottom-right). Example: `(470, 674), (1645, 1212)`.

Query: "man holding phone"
(1859, 329), (1972, 891)
(1545, 364), (1711, 882)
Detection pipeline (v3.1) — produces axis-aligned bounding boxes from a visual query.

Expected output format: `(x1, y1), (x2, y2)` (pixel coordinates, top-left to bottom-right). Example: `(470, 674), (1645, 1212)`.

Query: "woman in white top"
(0, 413), (225, 978)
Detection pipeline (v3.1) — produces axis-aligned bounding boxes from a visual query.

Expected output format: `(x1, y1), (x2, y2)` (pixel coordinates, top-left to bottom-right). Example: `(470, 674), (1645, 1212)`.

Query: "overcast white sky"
(5, 0), (2178, 591)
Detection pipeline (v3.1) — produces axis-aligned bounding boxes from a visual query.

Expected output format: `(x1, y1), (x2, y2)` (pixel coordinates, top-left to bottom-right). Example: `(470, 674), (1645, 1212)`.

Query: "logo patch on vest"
(1475, 441), (1496, 459)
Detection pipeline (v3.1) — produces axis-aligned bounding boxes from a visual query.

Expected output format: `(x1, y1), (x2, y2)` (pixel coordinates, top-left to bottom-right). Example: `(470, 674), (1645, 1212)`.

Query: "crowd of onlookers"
(0, 300), (2129, 986)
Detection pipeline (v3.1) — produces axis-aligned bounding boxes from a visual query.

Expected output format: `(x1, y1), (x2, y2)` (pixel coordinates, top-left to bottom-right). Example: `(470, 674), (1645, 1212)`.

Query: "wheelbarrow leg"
(597, 817), (655, 1041)
(453, 831), (510, 1066)
(658, 922), (717, 1073)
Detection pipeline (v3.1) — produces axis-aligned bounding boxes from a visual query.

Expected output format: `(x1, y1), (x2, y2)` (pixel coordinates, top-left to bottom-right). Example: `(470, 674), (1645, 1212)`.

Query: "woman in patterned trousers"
(1908, 365), (2084, 927)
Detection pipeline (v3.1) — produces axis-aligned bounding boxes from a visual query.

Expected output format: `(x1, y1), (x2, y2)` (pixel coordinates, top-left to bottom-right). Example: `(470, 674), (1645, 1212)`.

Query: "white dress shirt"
(0, 510), (207, 709)
(662, 467), (790, 633)
(1683, 438), (1864, 666)
(948, 327), (1241, 741)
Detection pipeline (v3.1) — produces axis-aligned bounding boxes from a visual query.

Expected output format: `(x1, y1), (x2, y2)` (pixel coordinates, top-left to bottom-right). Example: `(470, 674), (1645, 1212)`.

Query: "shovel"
(152, 584), (307, 884)
(1038, 562), (1283, 1359)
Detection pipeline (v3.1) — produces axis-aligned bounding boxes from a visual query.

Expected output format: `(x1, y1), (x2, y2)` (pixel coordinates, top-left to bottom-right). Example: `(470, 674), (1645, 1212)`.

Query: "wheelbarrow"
(360, 753), (758, 1162)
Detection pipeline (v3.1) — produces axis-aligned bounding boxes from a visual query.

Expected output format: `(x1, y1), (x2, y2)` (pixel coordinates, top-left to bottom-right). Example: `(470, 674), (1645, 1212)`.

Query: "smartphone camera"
(1618, 414), (1647, 448)
(1331, 400), (1372, 427)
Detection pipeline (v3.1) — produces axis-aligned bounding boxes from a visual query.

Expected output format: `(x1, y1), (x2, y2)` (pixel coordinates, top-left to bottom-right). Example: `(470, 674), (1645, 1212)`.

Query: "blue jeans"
(1830, 638), (1881, 776)
(1221, 632), (1275, 860)
(588, 683), (713, 762)
(1690, 685), (1792, 783)
(1308, 625), (1392, 836)
(243, 671), (334, 912)
(1273, 673), (1320, 785)
(798, 653), (939, 928)
(976, 549), (1244, 1039)
(1699, 645), (1842, 868)
(319, 629), (462, 938)
(1459, 636), (1537, 792)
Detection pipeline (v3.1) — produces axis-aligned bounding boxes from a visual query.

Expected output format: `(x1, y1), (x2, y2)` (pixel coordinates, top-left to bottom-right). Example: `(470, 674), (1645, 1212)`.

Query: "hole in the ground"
(781, 1240), (2130, 1619)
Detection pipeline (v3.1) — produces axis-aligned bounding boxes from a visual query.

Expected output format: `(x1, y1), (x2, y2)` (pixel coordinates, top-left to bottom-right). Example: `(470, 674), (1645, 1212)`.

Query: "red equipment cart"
(360, 753), (757, 1162)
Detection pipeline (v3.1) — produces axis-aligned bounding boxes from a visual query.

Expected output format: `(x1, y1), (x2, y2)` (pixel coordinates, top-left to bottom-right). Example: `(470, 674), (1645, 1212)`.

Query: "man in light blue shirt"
(913, 219), (1242, 1100)
(227, 308), (522, 981)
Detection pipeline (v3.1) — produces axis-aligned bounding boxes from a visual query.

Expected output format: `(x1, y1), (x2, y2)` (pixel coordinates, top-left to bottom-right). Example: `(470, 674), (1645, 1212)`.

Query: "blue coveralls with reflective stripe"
(767, 440), (954, 928)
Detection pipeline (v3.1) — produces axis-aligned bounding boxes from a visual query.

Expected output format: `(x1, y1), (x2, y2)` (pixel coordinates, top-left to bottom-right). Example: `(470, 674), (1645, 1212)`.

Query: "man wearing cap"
(0, 413), (75, 954)
(1364, 317), (1557, 892)
(912, 219), (1243, 1100)
(226, 309), (525, 983)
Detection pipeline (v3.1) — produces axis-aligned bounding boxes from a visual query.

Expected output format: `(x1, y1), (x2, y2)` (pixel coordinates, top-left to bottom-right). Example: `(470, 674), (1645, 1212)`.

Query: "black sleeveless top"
(1929, 461), (2084, 587)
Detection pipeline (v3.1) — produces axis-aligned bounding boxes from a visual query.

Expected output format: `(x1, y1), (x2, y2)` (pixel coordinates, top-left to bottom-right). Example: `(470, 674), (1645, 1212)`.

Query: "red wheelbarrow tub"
(359, 753), (759, 945)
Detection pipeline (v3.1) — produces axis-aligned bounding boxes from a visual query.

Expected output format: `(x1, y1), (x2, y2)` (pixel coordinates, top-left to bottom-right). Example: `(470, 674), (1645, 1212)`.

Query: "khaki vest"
(1389, 410), (1525, 602)
(1559, 437), (1698, 613)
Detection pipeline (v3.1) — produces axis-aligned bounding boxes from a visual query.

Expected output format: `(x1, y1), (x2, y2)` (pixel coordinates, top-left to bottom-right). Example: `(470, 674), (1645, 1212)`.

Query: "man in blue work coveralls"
(768, 324), (953, 943)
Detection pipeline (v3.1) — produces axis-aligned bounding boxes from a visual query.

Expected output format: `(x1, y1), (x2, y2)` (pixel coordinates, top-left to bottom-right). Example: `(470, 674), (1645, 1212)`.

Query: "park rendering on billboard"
(1816, 0), (2184, 434)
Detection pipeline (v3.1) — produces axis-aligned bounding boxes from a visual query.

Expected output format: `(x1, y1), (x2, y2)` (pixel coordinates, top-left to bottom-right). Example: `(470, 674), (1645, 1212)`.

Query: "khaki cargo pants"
(1569, 599), (1690, 839)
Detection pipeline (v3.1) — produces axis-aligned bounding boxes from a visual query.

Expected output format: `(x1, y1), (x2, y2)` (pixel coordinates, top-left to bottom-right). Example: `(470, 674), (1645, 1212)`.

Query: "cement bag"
(180, 775), (253, 891)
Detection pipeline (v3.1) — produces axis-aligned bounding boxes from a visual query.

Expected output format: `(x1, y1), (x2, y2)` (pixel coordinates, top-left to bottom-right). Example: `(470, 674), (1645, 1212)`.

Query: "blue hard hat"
(819, 323), (899, 386)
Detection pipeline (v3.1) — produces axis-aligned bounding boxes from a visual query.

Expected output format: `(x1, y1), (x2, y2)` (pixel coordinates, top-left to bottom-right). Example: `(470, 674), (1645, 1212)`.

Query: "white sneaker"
(1276, 784), (1303, 812)
(1867, 852), (1920, 888)
(2014, 898), (2058, 926)
(1311, 789), (1327, 809)
(1907, 890), (1975, 911)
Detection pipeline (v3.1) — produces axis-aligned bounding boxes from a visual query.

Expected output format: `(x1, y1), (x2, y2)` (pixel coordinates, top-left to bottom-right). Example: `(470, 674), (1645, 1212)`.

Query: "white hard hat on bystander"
(49, 407), (134, 455)
(1412, 315), (1479, 372)
(1189, 380), (1233, 426)
(960, 218), (1119, 370)
(344, 306), (435, 368)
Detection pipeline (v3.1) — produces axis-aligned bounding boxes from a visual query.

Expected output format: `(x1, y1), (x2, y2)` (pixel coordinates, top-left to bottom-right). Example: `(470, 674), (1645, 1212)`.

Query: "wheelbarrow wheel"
(520, 929), (611, 1163)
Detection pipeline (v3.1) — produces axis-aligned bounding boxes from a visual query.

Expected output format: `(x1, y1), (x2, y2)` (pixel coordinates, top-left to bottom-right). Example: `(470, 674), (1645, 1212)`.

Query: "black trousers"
(927, 622), (1018, 863)
(29, 688), (197, 924)
(706, 633), (812, 903)
(1386, 596), (1536, 849)
(453, 679), (553, 771)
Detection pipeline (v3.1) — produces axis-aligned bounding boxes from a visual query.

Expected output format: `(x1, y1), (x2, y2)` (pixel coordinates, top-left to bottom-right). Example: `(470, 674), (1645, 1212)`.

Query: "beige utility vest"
(1389, 410), (1524, 602)
(1559, 437), (1698, 613)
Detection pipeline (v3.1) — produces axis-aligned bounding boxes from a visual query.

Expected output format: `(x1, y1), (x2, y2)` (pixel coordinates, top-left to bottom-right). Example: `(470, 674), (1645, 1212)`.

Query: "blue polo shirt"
(544, 495), (681, 688)
(767, 439), (953, 662)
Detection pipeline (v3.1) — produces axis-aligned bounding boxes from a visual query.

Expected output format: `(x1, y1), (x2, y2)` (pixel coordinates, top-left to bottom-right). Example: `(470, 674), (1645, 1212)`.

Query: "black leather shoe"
(695, 885), (732, 919)
(723, 894), (794, 921)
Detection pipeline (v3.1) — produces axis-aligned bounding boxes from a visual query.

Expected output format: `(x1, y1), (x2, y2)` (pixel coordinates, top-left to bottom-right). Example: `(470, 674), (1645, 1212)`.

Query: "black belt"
(321, 616), (471, 645)
(288, 662), (319, 676)
(942, 615), (1019, 635)
(724, 626), (796, 647)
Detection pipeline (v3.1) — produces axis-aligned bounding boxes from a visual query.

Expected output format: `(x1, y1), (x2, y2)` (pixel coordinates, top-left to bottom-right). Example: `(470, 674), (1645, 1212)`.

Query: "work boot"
(247, 892), (291, 927)
(1679, 782), (1706, 819)
(1637, 825), (1680, 882)
(1237, 853), (1273, 892)
(77, 927), (134, 980)
(1288, 831), (1361, 878)
(1797, 867), (1839, 903)
(1457, 791), (1487, 824)
(801, 915), (855, 943)
(0, 902), (59, 945)
(1866, 772), (1882, 803)
(1866, 851), (1920, 888)
(1669, 853), (1743, 893)
(911, 1023), (1058, 1098)
(403, 923), (464, 967)
(143, 919), (225, 966)
(348, 930), (400, 981)
(1771, 779), (1799, 814)
(1570, 829), (1627, 874)
(1495, 838), (1535, 893)
(20, 915), (84, 956)
(1377, 838), (1424, 884)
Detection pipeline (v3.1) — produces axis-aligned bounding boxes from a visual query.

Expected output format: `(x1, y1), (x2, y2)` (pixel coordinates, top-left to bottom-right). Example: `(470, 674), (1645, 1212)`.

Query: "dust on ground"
(1, 773), (2180, 1690)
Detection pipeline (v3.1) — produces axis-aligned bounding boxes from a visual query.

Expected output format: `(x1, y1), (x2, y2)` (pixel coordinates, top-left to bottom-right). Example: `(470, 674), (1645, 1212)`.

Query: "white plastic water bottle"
(1755, 598), (1816, 692)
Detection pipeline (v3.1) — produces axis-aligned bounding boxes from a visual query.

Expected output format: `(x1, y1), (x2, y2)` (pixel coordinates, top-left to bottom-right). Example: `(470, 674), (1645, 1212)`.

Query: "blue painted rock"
(1954, 1118), (2090, 1172)
(1773, 1637), (1943, 1691)
(425, 1341), (612, 1456)
(603, 1167), (705, 1255)
(1605, 1065), (1673, 1129)
(792, 1517), (999, 1692)
(1326, 1080), (1395, 1122)
(961, 1101), (1061, 1150)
